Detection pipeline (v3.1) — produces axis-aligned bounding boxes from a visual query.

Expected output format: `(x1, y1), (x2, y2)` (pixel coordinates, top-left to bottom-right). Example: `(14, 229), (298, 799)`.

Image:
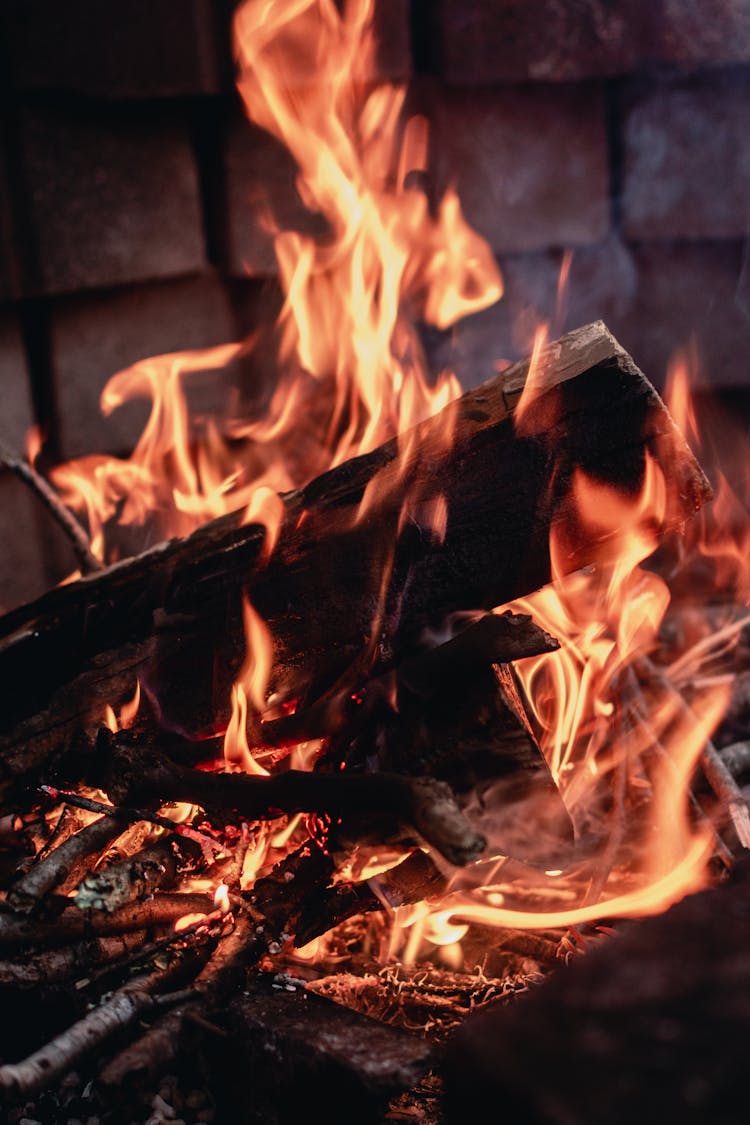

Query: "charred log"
(0, 322), (711, 786)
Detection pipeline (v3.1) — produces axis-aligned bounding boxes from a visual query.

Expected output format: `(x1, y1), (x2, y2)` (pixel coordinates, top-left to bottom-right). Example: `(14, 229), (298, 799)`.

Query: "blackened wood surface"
(203, 973), (435, 1125)
(442, 859), (750, 1125)
(0, 322), (710, 781)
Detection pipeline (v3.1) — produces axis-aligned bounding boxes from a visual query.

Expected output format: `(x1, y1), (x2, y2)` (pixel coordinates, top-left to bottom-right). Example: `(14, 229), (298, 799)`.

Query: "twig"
(0, 439), (101, 575)
(0, 892), (216, 952)
(97, 910), (259, 1092)
(107, 748), (487, 867)
(635, 656), (750, 850)
(0, 932), (146, 989)
(97, 846), (334, 1090)
(39, 785), (224, 859)
(8, 814), (126, 914)
(82, 907), (230, 991)
(0, 969), (191, 1104)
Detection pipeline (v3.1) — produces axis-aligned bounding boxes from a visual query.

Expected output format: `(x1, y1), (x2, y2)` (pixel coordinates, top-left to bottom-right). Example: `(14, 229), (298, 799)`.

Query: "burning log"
(0, 321), (721, 1117)
(0, 322), (710, 785)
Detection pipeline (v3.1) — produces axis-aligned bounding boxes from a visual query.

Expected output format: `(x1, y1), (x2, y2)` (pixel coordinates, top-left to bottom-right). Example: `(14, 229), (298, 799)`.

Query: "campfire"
(1, 2), (750, 1122)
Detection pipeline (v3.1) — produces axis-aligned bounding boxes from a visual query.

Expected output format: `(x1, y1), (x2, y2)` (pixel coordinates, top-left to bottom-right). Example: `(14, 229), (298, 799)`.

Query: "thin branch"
(107, 748), (487, 867)
(0, 969), (193, 1104)
(0, 891), (216, 952)
(39, 785), (224, 859)
(9, 814), (126, 913)
(0, 932), (146, 989)
(0, 439), (102, 575)
(635, 656), (750, 850)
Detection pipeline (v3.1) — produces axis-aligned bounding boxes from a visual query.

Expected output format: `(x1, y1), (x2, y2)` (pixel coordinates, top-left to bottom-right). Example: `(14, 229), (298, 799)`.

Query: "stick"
(8, 814), (126, 914)
(0, 969), (192, 1104)
(39, 785), (223, 859)
(0, 892), (216, 952)
(635, 656), (750, 849)
(0, 439), (101, 575)
(0, 932), (146, 989)
(104, 746), (487, 867)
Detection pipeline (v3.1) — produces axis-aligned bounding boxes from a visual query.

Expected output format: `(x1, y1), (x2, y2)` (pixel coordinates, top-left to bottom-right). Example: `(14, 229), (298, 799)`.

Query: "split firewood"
(200, 974), (436, 1124)
(441, 858), (750, 1125)
(0, 322), (711, 785)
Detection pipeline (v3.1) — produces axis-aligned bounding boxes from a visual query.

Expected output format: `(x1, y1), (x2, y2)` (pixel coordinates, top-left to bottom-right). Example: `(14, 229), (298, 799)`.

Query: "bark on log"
(0, 322), (710, 785)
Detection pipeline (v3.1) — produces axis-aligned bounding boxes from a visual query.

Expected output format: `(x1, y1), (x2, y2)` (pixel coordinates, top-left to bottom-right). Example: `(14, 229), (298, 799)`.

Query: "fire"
(37, 0), (750, 972)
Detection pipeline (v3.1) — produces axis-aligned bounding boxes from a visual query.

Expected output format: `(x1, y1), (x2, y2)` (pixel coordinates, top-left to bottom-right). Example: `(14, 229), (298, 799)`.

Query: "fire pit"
(1, 2), (750, 1123)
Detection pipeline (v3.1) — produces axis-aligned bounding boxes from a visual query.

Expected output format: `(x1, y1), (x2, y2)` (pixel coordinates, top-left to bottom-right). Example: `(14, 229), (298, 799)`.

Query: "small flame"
(214, 882), (231, 914)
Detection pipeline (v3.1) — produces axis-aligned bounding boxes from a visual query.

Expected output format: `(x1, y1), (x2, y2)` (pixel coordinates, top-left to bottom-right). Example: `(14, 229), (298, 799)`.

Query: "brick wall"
(1, 0), (749, 608)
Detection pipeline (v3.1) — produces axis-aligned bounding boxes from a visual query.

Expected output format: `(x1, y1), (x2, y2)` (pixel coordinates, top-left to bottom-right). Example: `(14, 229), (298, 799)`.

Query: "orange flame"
(36, 0), (748, 971)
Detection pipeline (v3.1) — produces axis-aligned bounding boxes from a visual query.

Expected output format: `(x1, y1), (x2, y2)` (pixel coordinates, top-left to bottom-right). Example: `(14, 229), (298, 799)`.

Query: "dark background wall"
(1, 0), (750, 609)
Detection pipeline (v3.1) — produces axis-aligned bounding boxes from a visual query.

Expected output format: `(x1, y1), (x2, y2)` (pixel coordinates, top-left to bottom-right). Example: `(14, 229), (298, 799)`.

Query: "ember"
(0, 1), (749, 1123)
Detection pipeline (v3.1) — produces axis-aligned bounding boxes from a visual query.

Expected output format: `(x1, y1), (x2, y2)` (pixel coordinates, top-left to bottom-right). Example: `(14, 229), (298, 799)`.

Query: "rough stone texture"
(0, 317), (35, 451)
(656, 0), (750, 68)
(224, 113), (328, 278)
(0, 143), (20, 303)
(2, 0), (226, 98)
(436, 0), (750, 82)
(0, 317), (69, 611)
(51, 272), (242, 459)
(438, 0), (646, 83)
(622, 241), (750, 392)
(429, 84), (610, 255)
(442, 859), (750, 1125)
(622, 71), (750, 242)
(18, 104), (205, 296)
(423, 236), (637, 389)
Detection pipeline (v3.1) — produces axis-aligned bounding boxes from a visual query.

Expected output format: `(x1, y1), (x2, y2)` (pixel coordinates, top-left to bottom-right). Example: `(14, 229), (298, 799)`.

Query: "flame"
(214, 882), (231, 914)
(101, 680), (141, 734)
(36, 0), (750, 973)
(381, 430), (735, 961)
(174, 912), (209, 933)
(232, 0), (500, 470)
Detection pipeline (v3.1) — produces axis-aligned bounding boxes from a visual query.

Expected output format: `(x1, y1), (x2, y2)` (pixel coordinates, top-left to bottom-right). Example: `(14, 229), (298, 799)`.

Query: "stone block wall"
(0, 0), (748, 608)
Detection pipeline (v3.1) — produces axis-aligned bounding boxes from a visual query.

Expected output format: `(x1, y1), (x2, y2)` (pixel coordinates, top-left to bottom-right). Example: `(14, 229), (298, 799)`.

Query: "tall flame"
(36, 0), (749, 969)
